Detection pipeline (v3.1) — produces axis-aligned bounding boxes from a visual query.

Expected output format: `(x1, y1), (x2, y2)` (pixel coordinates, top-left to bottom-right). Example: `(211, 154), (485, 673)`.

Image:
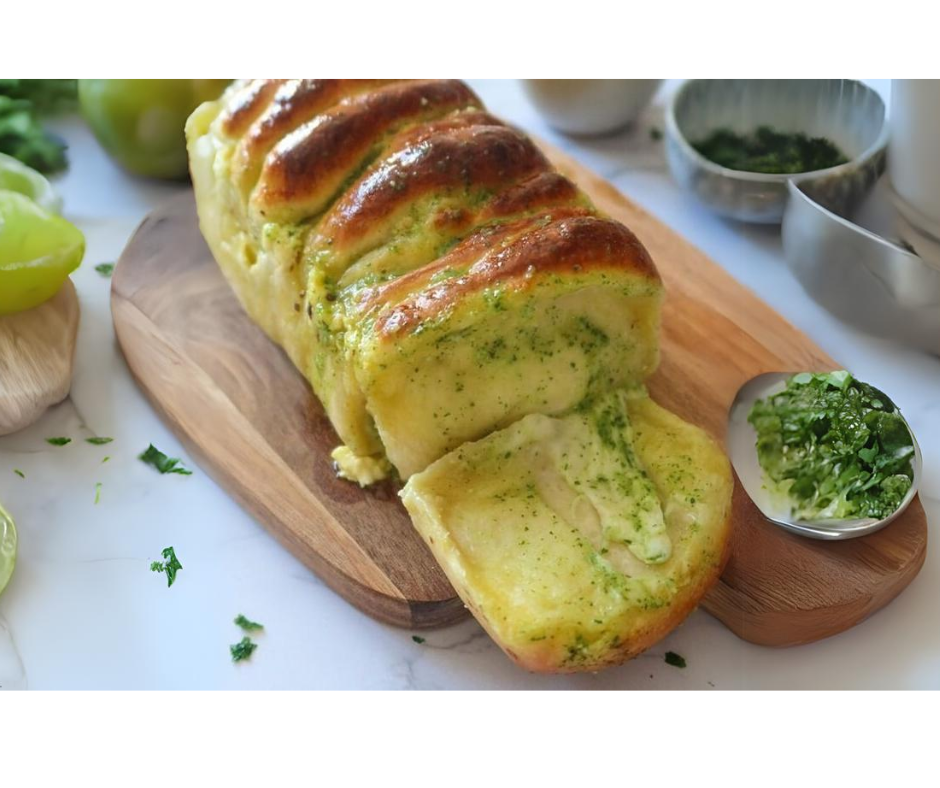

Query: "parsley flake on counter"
(234, 614), (263, 632)
(86, 436), (113, 445)
(94, 262), (114, 278)
(664, 651), (687, 668)
(13, 469), (25, 479)
(150, 546), (183, 587)
(46, 437), (71, 446)
(94, 482), (102, 505)
(139, 444), (192, 476)
(412, 635), (426, 644)
(230, 636), (258, 663)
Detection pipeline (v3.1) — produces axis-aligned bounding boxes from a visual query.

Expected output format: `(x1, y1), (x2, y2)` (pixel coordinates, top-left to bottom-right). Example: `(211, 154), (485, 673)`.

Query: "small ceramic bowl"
(521, 79), (662, 136)
(665, 79), (889, 223)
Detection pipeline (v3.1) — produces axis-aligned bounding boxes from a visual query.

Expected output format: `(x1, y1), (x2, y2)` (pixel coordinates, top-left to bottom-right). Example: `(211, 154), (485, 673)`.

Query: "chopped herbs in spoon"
(234, 614), (263, 632)
(139, 444), (192, 475)
(230, 636), (258, 663)
(46, 436), (71, 446)
(692, 126), (848, 174)
(150, 546), (183, 587)
(748, 371), (915, 521)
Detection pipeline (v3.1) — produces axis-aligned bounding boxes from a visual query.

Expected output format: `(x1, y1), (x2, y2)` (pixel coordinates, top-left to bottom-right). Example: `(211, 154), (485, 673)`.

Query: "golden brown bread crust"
(366, 214), (660, 339)
(317, 124), (552, 249)
(228, 79), (400, 197)
(480, 171), (581, 219)
(219, 79), (286, 138)
(250, 80), (482, 222)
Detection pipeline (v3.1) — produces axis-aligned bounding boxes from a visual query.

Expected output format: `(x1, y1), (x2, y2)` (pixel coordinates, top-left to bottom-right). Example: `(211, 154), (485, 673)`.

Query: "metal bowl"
(728, 371), (923, 540)
(782, 177), (940, 355)
(665, 79), (889, 223)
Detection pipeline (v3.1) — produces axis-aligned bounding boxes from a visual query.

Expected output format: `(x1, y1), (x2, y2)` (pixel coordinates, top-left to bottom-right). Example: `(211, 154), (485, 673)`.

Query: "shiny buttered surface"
(186, 80), (733, 671)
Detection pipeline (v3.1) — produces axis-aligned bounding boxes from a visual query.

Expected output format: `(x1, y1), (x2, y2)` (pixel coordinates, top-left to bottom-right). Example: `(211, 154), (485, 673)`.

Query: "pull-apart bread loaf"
(187, 79), (733, 672)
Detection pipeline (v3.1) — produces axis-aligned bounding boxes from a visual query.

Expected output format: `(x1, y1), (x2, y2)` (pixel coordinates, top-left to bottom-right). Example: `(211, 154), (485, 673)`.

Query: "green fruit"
(79, 79), (231, 180)
(0, 502), (16, 597)
(0, 152), (61, 213)
(0, 190), (85, 314)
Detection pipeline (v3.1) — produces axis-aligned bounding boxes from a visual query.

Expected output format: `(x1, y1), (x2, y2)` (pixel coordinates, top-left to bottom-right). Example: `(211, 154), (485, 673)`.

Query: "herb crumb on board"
(412, 635), (426, 644)
(86, 436), (113, 445)
(94, 262), (115, 278)
(46, 437), (71, 446)
(13, 469), (24, 479)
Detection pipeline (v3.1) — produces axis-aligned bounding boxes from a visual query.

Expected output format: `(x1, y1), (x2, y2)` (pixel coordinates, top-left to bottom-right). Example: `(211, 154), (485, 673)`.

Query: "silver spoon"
(727, 371), (923, 541)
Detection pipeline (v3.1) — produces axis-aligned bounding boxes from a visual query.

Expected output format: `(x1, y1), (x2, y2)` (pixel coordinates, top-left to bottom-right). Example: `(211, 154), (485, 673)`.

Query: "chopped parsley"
(94, 263), (115, 278)
(234, 614), (264, 632)
(412, 635), (426, 644)
(139, 444), (192, 475)
(664, 651), (687, 668)
(85, 436), (113, 445)
(230, 636), (258, 663)
(748, 371), (915, 521)
(0, 81), (74, 174)
(46, 437), (71, 446)
(13, 469), (24, 479)
(94, 482), (102, 505)
(150, 546), (183, 587)
(693, 126), (848, 174)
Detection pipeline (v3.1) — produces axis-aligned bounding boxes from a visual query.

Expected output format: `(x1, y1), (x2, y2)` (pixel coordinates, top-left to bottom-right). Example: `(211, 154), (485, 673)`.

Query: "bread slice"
(402, 389), (733, 673)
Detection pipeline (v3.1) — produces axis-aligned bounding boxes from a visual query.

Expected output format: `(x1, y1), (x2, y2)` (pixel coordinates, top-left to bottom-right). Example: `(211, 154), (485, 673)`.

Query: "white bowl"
(521, 79), (662, 136)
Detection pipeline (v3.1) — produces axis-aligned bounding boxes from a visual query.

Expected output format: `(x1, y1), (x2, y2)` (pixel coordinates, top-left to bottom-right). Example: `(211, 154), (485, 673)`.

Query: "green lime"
(79, 79), (231, 179)
(0, 502), (16, 597)
(0, 152), (61, 214)
(0, 190), (85, 315)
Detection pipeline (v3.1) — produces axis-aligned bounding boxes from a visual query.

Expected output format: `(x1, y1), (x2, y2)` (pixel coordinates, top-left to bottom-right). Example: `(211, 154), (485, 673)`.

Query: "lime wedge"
(0, 152), (61, 214)
(0, 502), (15, 597)
(0, 190), (84, 315)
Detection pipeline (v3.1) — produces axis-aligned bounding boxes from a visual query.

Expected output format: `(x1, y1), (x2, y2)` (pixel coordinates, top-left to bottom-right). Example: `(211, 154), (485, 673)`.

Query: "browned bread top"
(209, 79), (662, 346)
(357, 212), (658, 340)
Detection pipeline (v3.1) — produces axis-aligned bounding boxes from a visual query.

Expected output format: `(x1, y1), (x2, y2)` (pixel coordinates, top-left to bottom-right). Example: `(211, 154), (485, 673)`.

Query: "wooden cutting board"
(1, 280), (80, 436)
(111, 148), (928, 644)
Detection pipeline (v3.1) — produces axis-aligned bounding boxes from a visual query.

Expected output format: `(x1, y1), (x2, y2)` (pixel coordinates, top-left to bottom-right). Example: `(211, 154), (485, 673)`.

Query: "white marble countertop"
(1, 79), (937, 690)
